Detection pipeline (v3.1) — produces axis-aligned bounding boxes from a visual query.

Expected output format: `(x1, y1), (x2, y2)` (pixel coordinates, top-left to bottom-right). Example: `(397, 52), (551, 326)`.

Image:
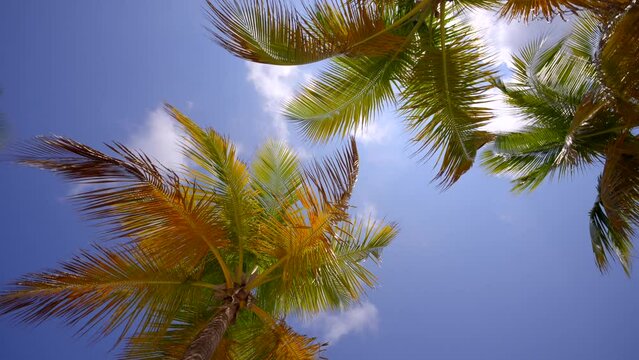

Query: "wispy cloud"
(355, 117), (399, 145)
(481, 87), (529, 134)
(357, 202), (379, 220)
(67, 106), (185, 197)
(307, 302), (379, 343)
(468, 9), (574, 134)
(246, 63), (302, 141)
(468, 8), (574, 67)
(129, 106), (186, 171)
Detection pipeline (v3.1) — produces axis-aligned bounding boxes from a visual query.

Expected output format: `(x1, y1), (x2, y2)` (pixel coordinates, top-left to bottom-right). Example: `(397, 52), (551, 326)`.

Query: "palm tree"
(207, 0), (500, 188)
(482, 6), (639, 273)
(206, 0), (634, 188)
(0, 105), (397, 359)
(208, 0), (638, 271)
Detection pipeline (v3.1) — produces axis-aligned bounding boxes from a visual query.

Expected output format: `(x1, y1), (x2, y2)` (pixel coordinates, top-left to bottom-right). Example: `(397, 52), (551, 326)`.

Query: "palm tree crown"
(483, 6), (639, 272)
(0, 105), (397, 359)
(208, 0), (639, 272)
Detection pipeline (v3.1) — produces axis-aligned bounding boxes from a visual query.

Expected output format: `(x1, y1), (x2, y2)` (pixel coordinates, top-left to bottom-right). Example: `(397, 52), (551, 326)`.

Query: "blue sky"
(1, 1), (639, 359)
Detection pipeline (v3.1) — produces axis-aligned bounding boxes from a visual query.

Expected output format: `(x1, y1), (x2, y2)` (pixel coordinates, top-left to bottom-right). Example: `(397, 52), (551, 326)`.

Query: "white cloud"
(468, 10), (575, 134)
(129, 106), (186, 171)
(67, 106), (186, 197)
(246, 63), (302, 141)
(307, 302), (379, 343)
(357, 202), (378, 220)
(468, 8), (574, 67)
(355, 118), (398, 145)
(481, 87), (529, 134)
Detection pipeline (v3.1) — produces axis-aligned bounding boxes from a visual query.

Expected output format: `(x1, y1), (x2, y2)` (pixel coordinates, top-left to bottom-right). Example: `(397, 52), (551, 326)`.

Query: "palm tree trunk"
(182, 302), (240, 360)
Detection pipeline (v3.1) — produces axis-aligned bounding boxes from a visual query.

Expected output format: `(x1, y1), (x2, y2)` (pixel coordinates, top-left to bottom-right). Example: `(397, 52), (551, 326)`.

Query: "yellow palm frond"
(500, 0), (588, 20)
(5, 109), (397, 357)
(304, 0), (406, 57)
(600, 5), (639, 114)
(303, 137), (359, 219)
(207, 0), (432, 65)
(233, 317), (324, 360)
(207, 0), (337, 65)
(168, 105), (255, 281)
(122, 301), (233, 360)
(15, 136), (229, 269)
(0, 245), (215, 344)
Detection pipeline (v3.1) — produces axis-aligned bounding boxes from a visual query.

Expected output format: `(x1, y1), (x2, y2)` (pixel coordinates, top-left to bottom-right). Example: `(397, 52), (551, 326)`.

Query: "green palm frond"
(589, 135), (639, 274)
(209, 1), (503, 187)
(337, 216), (399, 265)
(256, 214), (397, 316)
(168, 105), (255, 282)
(483, 98), (617, 191)
(249, 140), (396, 315)
(401, 5), (496, 187)
(0, 245), (214, 344)
(285, 55), (404, 141)
(566, 12), (600, 61)
(251, 140), (302, 213)
(483, 30), (620, 191)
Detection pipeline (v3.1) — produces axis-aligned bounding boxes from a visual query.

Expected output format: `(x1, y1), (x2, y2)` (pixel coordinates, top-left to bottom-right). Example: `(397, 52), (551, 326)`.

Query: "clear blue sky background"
(1, 1), (639, 359)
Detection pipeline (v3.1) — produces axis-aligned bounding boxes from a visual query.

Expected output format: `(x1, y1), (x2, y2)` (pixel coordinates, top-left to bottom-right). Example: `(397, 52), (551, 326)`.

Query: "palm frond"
(207, 0), (434, 65)
(206, 0), (337, 65)
(483, 98), (617, 191)
(499, 0), (589, 20)
(589, 135), (639, 274)
(233, 319), (324, 360)
(122, 300), (231, 360)
(285, 55), (403, 142)
(484, 32), (620, 191)
(599, 5), (639, 111)
(303, 0), (406, 57)
(15, 136), (228, 268)
(303, 137), (359, 219)
(251, 140), (303, 213)
(336, 215), (398, 265)
(255, 211), (396, 316)
(0, 245), (213, 344)
(400, 8), (496, 187)
(566, 12), (600, 61)
(168, 105), (255, 278)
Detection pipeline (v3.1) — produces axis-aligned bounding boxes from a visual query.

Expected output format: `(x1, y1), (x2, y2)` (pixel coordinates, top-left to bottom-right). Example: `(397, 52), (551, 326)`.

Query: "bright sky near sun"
(1, 1), (639, 359)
